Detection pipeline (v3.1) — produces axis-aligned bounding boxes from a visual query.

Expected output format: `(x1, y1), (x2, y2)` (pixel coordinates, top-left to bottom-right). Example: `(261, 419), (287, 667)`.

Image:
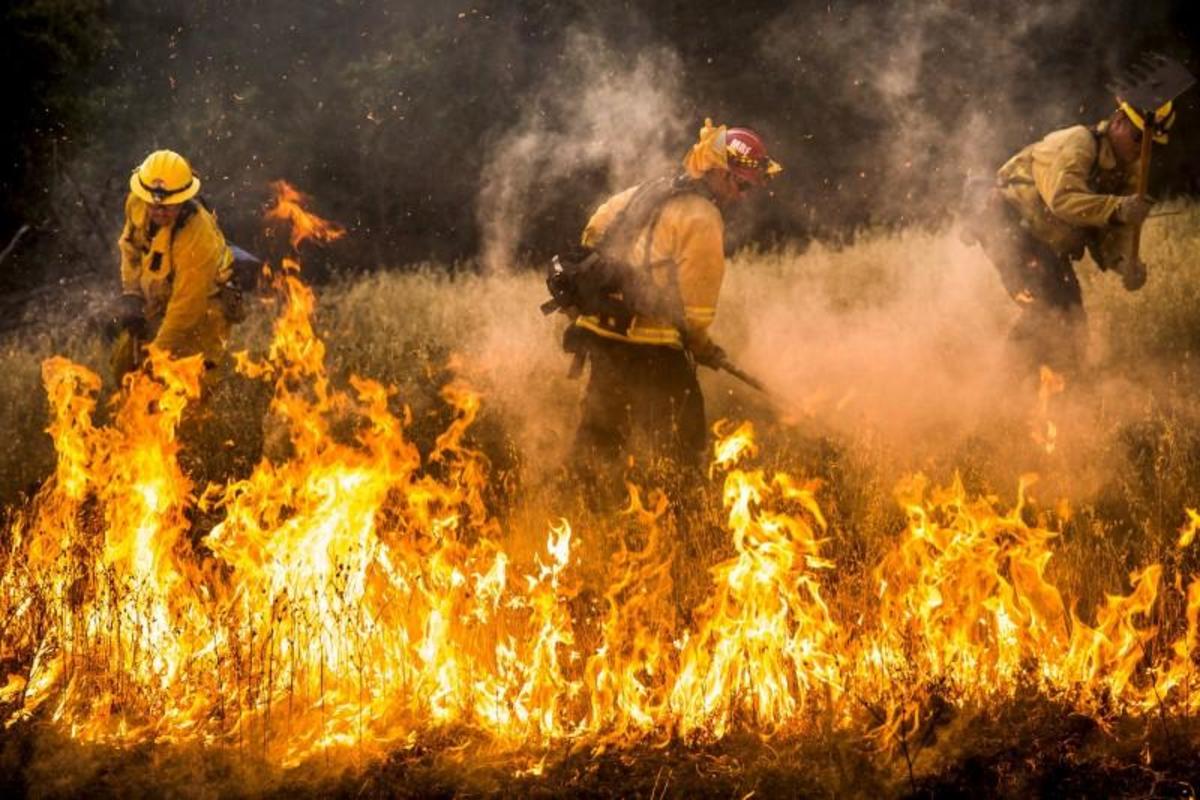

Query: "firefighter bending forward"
(964, 99), (1174, 374)
(568, 119), (781, 472)
(110, 149), (237, 384)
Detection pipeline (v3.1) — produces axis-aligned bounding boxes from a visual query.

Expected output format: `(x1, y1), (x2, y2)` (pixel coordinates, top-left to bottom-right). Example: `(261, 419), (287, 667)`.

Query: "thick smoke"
(2, 1), (1196, 504)
(461, 0), (1194, 501)
(476, 28), (685, 274)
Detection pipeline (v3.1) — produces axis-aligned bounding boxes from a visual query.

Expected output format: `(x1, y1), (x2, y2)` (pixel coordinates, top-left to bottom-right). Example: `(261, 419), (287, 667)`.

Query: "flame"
(3, 184), (1200, 775)
(1031, 364), (1065, 454)
(672, 428), (839, 739)
(266, 180), (347, 249)
(1179, 508), (1200, 549)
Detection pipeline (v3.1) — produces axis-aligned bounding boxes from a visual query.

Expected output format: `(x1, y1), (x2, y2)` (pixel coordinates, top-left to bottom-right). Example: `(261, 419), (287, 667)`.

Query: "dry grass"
(4, 205), (1200, 797)
(6, 204), (1200, 622)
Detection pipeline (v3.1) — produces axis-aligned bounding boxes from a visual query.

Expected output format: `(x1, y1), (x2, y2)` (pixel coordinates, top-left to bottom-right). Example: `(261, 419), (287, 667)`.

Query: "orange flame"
(1031, 364), (1065, 454)
(266, 180), (346, 249)
(2, 184), (1199, 774)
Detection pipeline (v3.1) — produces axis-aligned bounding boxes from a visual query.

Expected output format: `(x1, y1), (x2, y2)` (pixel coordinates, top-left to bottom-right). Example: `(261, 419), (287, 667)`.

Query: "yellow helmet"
(129, 149), (200, 205)
(1118, 99), (1176, 145)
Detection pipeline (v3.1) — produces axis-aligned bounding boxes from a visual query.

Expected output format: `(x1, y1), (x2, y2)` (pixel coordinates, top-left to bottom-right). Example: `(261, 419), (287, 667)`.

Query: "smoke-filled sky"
(1, 0), (1197, 286)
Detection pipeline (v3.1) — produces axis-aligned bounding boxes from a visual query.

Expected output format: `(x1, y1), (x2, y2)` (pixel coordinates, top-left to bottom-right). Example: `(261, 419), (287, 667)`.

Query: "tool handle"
(1130, 115), (1154, 263)
(715, 356), (768, 394)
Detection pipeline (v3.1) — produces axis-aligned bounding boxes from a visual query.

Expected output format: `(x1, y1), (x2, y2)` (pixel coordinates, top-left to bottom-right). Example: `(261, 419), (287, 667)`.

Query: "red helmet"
(724, 127), (782, 185)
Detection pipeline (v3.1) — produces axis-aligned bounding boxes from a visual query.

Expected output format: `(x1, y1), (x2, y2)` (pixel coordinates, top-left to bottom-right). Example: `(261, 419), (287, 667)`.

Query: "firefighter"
(964, 100), (1174, 374)
(109, 149), (239, 384)
(564, 119), (781, 475)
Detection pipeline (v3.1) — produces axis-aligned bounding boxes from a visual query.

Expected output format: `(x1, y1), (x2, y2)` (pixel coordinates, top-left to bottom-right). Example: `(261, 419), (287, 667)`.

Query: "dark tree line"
(2, 0), (1198, 294)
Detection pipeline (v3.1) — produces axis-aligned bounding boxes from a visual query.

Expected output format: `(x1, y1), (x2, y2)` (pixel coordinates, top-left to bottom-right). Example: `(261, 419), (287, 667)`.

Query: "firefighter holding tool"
(542, 119), (780, 473)
(109, 149), (244, 385)
(963, 54), (1194, 375)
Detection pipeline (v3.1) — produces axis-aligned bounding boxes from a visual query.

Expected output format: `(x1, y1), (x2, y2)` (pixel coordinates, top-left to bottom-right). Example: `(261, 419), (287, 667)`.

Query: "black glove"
(1114, 195), (1153, 226)
(692, 341), (727, 369)
(105, 293), (146, 341)
(1119, 257), (1148, 291)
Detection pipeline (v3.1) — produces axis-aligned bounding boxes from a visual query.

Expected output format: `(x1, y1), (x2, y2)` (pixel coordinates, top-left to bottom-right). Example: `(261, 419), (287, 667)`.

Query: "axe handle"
(1131, 118), (1154, 263)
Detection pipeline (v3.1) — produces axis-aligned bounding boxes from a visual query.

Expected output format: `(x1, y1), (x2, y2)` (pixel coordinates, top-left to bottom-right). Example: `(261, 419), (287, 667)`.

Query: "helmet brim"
(129, 171), (200, 205)
(728, 157), (782, 186)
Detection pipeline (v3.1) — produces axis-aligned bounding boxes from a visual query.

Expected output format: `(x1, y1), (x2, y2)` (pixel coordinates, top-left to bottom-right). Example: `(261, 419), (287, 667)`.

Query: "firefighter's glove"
(692, 341), (728, 370)
(1114, 195), (1153, 226)
(1119, 257), (1148, 291)
(104, 294), (146, 342)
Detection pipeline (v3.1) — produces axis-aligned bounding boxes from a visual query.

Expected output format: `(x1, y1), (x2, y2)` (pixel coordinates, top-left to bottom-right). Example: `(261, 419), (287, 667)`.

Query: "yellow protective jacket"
(574, 182), (724, 352)
(118, 193), (234, 363)
(996, 120), (1139, 269)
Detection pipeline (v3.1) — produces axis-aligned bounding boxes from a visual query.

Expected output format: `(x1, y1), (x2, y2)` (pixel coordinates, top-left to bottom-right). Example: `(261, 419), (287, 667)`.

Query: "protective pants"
(572, 332), (707, 483)
(970, 194), (1088, 375)
(109, 329), (142, 385)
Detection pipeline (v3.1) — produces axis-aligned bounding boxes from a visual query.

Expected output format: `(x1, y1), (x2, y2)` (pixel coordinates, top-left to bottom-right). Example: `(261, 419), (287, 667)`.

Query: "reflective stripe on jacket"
(118, 193), (234, 362)
(996, 121), (1138, 268)
(575, 184), (724, 351)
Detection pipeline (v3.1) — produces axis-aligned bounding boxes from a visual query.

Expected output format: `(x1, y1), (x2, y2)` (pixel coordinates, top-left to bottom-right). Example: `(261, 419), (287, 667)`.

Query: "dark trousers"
(572, 333), (707, 474)
(970, 194), (1087, 375)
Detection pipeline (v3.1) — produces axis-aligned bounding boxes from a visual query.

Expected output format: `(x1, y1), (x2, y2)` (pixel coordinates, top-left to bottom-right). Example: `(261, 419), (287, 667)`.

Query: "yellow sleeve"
(153, 208), (230, 355)
(663, 194), (725, 349)
(118, 194), (144, 295)
(1035, 129), (1121, 227)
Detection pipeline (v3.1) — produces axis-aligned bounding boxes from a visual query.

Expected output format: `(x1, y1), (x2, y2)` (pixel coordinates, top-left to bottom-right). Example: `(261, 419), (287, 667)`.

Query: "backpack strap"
(595, 173), (711, 328)
(545, 174), (715, 378)
(597, 174), (709, 264)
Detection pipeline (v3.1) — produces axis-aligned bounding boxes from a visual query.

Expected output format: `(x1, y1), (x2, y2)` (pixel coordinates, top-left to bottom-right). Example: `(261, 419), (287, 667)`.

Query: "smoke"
(719, 231), (1013, 445)
(3, 5), (1200, 793)
(476, 27), (686, 274)
(4, 3), (1190, 496)
(458, 1), (1193, 502)
(5, 1), (1197, 504)
(754, 0), (1161, 230)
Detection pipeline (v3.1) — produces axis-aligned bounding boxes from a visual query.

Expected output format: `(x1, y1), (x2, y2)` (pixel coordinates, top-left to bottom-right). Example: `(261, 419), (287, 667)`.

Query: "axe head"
(1108, 52), (1196, 113)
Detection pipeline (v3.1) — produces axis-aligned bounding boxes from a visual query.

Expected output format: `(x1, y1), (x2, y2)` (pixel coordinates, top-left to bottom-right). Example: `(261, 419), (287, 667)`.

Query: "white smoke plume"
(477, 28), (685, 275)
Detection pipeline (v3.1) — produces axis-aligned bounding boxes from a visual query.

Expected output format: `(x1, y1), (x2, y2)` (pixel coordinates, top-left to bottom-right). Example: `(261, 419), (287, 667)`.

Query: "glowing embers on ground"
(3, 183), (1200, 769)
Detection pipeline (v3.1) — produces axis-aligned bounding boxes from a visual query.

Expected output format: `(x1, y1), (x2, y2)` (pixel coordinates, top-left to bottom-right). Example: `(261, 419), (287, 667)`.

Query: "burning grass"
(3, 194), (1200, 797)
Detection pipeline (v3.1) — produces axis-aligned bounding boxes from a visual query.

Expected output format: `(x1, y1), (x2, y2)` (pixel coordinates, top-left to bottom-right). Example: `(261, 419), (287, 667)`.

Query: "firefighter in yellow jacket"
(965, 100), (1173, 372)
(562, 120), (781, 470)
(110, 149), (236, 383)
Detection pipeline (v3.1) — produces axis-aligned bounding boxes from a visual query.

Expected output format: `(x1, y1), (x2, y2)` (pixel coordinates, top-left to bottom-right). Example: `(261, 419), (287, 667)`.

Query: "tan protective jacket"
(574, 184), (724, 352)
(118, 194), (234, 363)
(997, 121), (1139, 268)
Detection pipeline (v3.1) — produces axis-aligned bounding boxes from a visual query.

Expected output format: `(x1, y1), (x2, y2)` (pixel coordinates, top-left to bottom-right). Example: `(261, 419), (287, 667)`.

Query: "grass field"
(6, 204), (1199, 553)
(3, 204), (1200, 797)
